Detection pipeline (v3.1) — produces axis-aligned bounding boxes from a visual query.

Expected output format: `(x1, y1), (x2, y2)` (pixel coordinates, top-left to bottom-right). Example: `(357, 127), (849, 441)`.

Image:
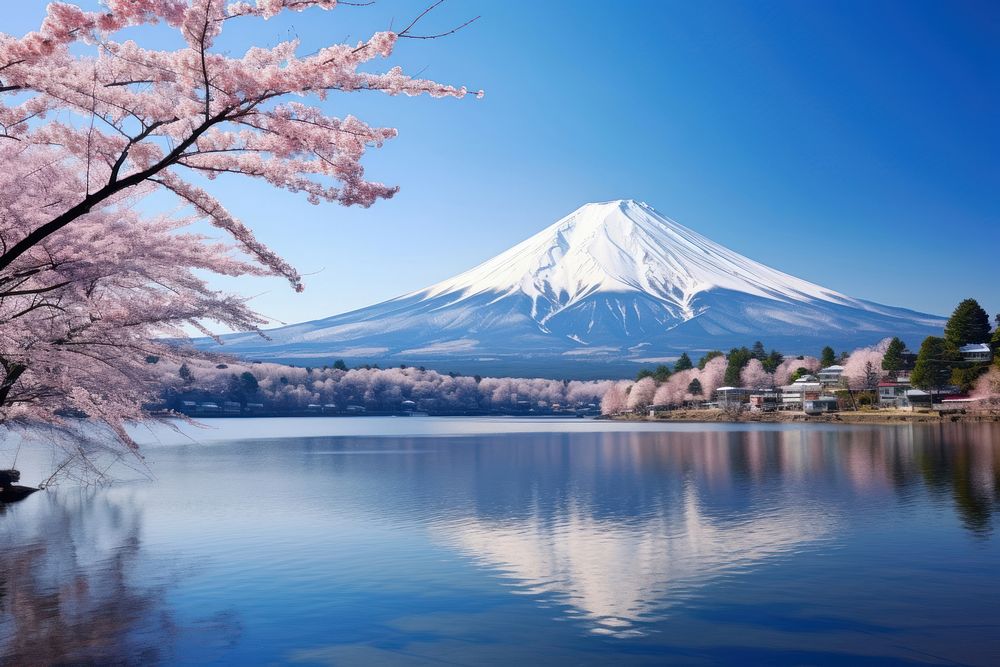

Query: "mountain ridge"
(202, 200), (945, 378)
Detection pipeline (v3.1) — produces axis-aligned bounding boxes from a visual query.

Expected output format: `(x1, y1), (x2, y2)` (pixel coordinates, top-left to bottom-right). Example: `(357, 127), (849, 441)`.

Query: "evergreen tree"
(333, 359), (348, 371)
(697, 350), (723, 370)
(763, 350), (784, 373)
(820, 346), (837, 368)
(652, 365), (672, 383)
(674, 352), (694, 372)
(943, 298), (991, 348)
(688, 378), (703, 396)
(228, 371), (260, 408)
(991, 313), (1000, 361)
(751, 341), (767, 360)
(179, 363), (194, 385)
(881, 337), (907, 377)
(951, 365), (988, 393)
(724, 347), (752, 386)
(636, 369), (654, 381)
(911, 336), (960, 391)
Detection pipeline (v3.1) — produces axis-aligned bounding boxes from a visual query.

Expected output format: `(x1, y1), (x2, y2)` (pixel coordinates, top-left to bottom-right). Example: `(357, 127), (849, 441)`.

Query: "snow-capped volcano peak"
(417, 198), (852, 321)
(209, 199), (945, 377)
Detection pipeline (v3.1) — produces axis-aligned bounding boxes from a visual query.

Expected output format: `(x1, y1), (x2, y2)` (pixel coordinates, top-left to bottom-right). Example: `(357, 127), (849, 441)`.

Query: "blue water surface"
(1, 418), (998, 665)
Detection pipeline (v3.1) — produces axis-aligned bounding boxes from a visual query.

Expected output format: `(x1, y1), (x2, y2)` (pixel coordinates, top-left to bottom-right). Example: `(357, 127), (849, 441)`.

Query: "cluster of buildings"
(692, 343), (993, 415)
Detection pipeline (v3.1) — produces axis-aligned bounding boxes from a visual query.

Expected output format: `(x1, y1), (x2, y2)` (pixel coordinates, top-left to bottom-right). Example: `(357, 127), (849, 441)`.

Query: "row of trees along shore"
(601, 297), (1000, 415)
(161, 357), (614, 415)
(0, 1), (481, 459)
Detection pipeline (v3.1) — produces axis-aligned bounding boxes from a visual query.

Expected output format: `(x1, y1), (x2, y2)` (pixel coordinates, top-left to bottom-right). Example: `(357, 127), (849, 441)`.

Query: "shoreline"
(613, 408), (1000, 425)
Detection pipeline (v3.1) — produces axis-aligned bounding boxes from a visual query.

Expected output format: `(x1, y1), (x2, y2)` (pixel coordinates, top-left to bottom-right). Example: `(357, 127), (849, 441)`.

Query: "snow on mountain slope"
(418, 199), (850, 317)
(205, 200), (945, 376)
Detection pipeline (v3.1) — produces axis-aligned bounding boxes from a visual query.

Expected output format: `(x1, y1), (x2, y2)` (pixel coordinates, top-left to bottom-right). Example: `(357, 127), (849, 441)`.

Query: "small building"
(716, 387), (751, 407)
(959, 343), (992, 364)
(818, 365), (845, 387)
(198, 402), (221, 413)
(401, 400), (417, 412)
(223, 401), (241, 414)
(749, 391), (782, 412)
(345, 404), (366, 413)
(905, 389), (934, 410)
(878, 377), (911, 408)
(780, 376), (822, 408)
(804, 397), (839, 415)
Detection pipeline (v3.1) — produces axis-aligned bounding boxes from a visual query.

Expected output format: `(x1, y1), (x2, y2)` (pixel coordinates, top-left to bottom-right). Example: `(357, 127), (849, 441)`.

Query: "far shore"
(611, 408), (1000, 425)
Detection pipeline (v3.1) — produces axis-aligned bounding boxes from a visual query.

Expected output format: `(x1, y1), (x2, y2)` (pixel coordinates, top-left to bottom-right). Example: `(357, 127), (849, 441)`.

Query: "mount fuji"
(206, 200), (945, 377)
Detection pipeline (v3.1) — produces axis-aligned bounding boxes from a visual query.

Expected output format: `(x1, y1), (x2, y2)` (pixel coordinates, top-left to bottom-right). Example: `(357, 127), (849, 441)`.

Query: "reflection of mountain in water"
(441, 485), (833, 637)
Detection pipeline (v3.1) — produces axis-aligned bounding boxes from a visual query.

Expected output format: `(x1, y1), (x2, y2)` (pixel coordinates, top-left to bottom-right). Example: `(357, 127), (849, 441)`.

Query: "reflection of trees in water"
(320, 425), (1000, 536)
(0, 493), (174, 664)
(913, 425), (1000, 535)
(0, 493), (241, 664)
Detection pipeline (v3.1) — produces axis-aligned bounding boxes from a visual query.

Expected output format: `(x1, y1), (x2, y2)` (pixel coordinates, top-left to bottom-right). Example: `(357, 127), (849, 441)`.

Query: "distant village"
(154, 298), (1000, 420)
(606, 297), (1000, 419)
(688, 340), (989, 417)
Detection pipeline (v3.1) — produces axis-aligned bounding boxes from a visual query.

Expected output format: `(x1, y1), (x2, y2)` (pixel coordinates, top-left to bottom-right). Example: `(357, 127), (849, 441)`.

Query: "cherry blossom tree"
(740, 358), (774, 391)
(698, 355), (728, 399)
(773, 356), (820, 386)
(971, 367), (1000, 405)
(600, 381), (631, 416)
(0, 0), (479, 466)
(626, 377), (656, 411)
(843, 346), (887, 391)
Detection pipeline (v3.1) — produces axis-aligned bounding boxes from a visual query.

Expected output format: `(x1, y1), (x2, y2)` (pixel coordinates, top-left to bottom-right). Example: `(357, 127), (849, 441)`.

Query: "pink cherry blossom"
(0, 1), (479, 462)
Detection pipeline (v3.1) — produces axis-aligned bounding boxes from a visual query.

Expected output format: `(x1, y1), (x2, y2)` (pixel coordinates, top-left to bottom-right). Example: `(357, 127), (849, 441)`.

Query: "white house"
(716, 387), (751, 407)
(780, 376), (822, 408)
(878, 377), (911, 408)
(959, 343), (992, 364)
(818, 365), (845, 387)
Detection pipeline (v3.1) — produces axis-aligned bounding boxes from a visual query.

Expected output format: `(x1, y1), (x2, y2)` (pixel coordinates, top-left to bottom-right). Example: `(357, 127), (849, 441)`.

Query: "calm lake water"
(1, 418), (999, 665)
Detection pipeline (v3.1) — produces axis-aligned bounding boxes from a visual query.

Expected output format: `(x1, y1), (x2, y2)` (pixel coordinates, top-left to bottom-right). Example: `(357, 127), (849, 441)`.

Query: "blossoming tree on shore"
(0, 0), (479, 462)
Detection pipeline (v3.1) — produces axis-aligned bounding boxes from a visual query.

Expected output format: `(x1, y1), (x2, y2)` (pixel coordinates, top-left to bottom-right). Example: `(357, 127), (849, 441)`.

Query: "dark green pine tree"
(763, 350), (784, 373)
(652, 365), (672, 383)
(674, 352), (694, 372)
(724, 347), (752, 386)
(820, 346), (837, 368)
(881, 337), (907, 377)
(688, 378), (703, 396)
(751, 341), (767, 360)
(943, 298), (991, 348)
(992, 317), (1000, 361)
(911, 336), (960, 391)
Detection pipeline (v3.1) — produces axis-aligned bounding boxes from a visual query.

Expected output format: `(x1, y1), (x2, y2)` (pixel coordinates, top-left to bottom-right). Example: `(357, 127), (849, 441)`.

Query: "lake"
(1, 418), (999, 665)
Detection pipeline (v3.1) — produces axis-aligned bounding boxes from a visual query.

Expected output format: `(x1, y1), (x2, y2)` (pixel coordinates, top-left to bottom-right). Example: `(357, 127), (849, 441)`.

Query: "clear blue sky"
(7, 1), (999, 327)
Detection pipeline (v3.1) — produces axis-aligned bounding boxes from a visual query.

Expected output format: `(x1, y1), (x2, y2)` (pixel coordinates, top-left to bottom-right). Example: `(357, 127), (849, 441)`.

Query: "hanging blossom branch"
(0, 0), (480, 469)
